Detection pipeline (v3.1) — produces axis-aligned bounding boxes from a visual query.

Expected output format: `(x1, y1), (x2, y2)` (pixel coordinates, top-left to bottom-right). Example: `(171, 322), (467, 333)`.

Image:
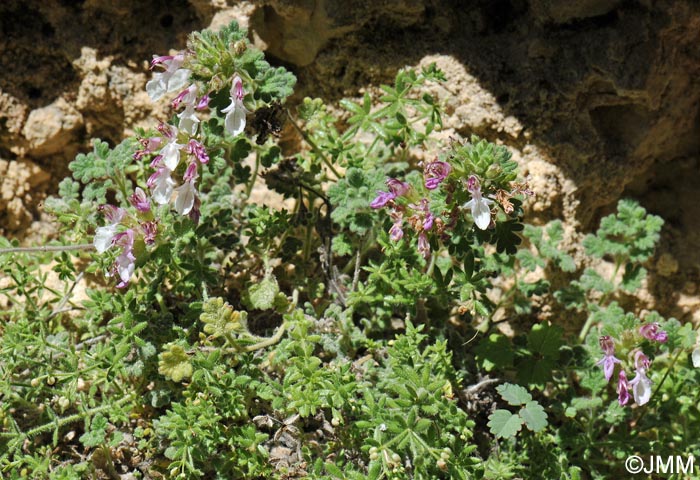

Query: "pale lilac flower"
(99, 204), (126, 224)
(629, 351), (653, 406)
(370, 191), (396, 209)
(146, 53), (191, 101)
(639, 322), (668, 343)
(389, 221), (404, 241)
(692, 347), (700, 368)
(173, 162), (199, 215)
(463, 175), (493, 230)
(423, 160), (451, 190)
(389, 211), (404, 242)
(129, 187), (151, 213)
(221, 75), (248, 137)
(371, 179), (410, 209)
(386, 178), (410, 197)
(148, 168), (176, 205)
(617, 370), (630, 406)
(595, 335), (622, 382)
(110, 230), (136, 288)
(187, 139), (209, 164)
(417, 232), (430, 259)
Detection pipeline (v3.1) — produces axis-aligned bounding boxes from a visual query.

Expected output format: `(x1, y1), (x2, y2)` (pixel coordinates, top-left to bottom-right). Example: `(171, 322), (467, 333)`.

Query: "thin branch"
(285, 109), (342, 179)
(0, 243), (95, 255)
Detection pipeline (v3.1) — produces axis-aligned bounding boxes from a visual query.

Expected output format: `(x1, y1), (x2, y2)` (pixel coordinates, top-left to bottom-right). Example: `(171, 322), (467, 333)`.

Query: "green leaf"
(516, 356), (555, 386)
(255, 67), (297, 103)
(620, 264), (646, 293)
(79, 413), (109, 448)
(496, 383), (532, 406)
(519, 401), (547, 432)
(487, 409), (523, 439)
(527, 323), (563, 359)
(246, 275), (279, 310)
(158, 345), (193, 382)
(474, 334), (514, 372)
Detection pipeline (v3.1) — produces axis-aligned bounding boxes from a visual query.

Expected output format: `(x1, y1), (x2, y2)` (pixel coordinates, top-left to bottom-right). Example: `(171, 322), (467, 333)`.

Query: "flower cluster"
(95, 50), (252, 288)
(93, 194), (157, 288)
(371, 157), (502, 258)
(596, 321), (668, 406)
(371, 160), (449, 259)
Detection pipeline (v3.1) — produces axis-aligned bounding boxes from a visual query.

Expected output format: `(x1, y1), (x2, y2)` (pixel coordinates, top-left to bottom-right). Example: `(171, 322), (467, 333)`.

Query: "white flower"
(463, 175), (493, 230)
(148, 168), (176, 205)
(221, 75), (248, 137)
(628, 370), (653, 406)
(177, 105), (200, 136)
(174, 181), (197, 215)
(160, 138), (183, 171)
(146, 54), (191, 101)
(94, 225), (118, 253)
(692, 347), (700, 368)
(464, 196), (493, 230)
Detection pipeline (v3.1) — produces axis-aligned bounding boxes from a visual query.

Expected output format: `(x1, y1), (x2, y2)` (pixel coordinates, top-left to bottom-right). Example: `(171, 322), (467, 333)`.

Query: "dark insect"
(252, 101), (285, 145)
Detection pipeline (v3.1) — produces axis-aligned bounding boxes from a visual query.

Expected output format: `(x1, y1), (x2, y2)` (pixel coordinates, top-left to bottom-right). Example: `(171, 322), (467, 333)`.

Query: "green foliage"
(582, 199), (663, 263)
(488, 383), (548, 439)
(1, 19), (697, 480)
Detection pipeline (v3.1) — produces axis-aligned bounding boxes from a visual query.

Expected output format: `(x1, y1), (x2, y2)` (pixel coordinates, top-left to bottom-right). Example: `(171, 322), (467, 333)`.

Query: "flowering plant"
(0, 21), (698, 480)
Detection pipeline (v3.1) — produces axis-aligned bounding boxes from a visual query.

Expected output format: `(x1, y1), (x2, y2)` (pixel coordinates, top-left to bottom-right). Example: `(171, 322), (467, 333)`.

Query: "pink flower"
(639, 322), (668, 343)
(133, 136), (162, 161)
(370, 179), (410, 209)
(171, 84), (198, 110)
(221, 75), (248, 137)
(423, 160), (451, 190)
(129, 187), (151, 213)
(189, 196), (201, 225)
(387, 211), (404, 242)
(617, 371), (630, 406)
(196, 94), (210, 110)
(141, 221), (158, 245)
(187, 139), (209, 164)
(595, 335), (622, 382)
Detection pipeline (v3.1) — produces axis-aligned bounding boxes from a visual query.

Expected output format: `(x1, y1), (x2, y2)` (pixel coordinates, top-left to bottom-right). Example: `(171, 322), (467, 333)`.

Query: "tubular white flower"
(464, 196), (494, 230)
(221, 75), (248, 137)
(94, 225), (118, 254)
(149, 168), (176, 205)
(146, 54), (191, 101)
(174, 181), (197, 215)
